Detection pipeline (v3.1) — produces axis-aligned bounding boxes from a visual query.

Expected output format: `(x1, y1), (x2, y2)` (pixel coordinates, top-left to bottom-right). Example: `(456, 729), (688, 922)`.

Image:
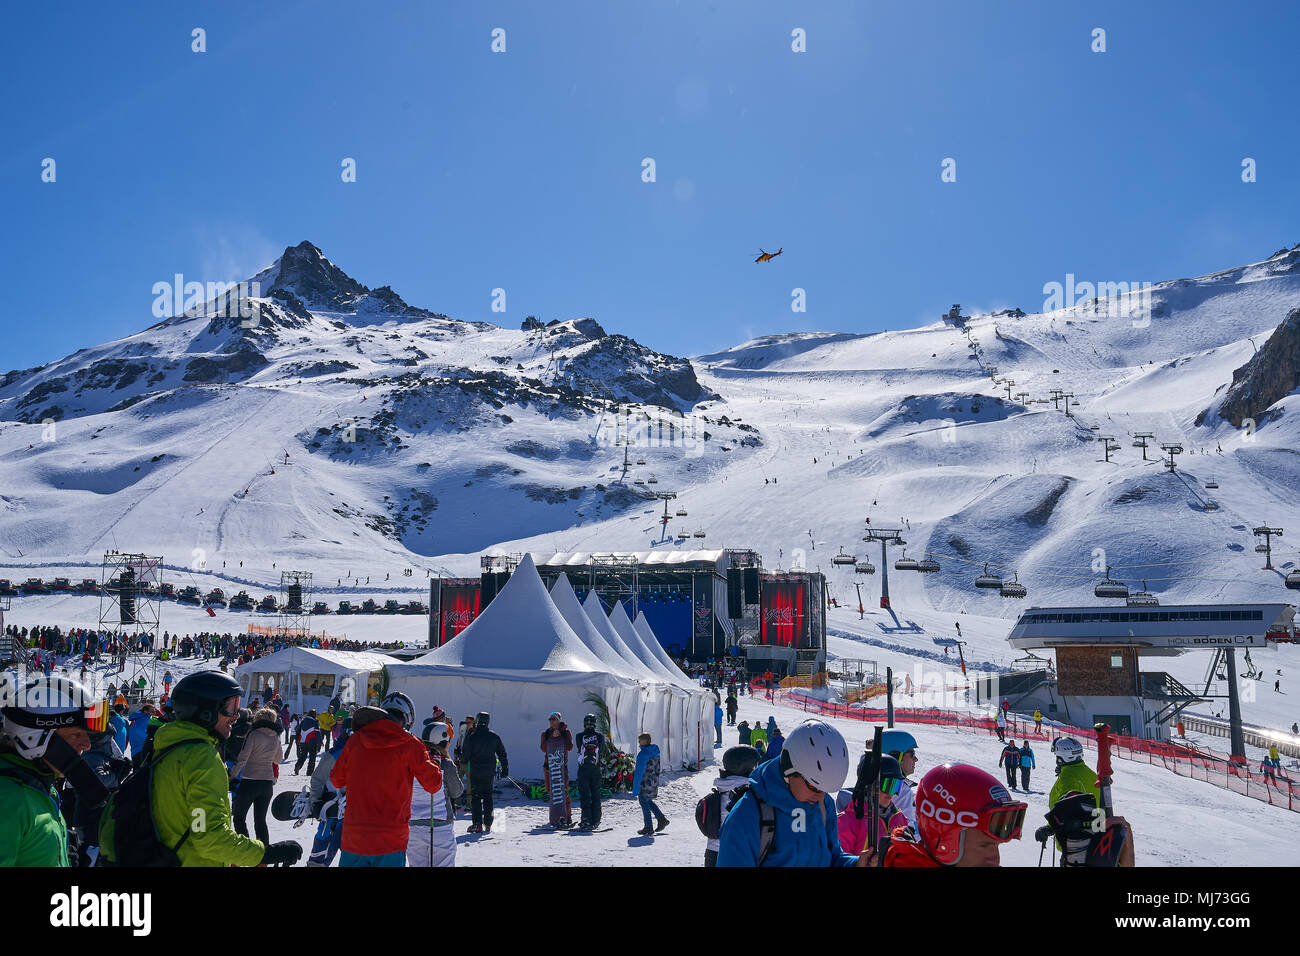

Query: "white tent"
(634, 610), (698, 687)
(609, 601), (713, 770)
(386, 555), (652, 774)
(235, 646), (395, 714)
(634, 610), (717, 765)
(550, 574), (640, 677)
(581, 592), (662, 684)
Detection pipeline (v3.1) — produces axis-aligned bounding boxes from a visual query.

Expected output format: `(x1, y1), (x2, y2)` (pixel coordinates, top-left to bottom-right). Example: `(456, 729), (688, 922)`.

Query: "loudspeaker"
(480, 571), (498, 604)
(743, 567), (759, 604)
(119, 569), (136, 625)
(726, 568), (743, 619)
(287, 583), (303, 611)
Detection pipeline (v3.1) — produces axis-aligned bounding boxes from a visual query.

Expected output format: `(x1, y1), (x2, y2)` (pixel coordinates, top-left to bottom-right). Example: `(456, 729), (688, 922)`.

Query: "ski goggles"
(84, 700), (111, 734)
(880, 776), (904, 796)
(218, 695), (242, 718)
(981, 803), (1028, 842)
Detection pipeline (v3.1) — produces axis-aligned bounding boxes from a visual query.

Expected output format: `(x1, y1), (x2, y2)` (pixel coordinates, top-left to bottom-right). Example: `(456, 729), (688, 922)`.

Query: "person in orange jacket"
(330, 705), (442, 867)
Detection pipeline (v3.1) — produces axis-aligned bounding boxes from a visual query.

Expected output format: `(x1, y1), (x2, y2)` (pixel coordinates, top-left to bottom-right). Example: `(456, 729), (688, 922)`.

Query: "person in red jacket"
(877, 764), (1027, 868)
(330, 705), (442, 867)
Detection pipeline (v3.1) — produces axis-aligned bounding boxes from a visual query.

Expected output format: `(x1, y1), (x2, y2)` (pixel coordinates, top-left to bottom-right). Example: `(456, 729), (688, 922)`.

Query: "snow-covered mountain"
(4, 239), (1300, 623)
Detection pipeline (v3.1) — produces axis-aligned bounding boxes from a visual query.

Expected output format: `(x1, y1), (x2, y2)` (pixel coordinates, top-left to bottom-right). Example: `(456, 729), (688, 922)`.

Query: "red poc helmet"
(915, 763), (1028, 865)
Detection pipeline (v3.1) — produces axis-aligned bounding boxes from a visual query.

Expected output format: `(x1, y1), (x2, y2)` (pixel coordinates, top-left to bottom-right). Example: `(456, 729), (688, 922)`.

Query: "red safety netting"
(756, 684), (1300, 813)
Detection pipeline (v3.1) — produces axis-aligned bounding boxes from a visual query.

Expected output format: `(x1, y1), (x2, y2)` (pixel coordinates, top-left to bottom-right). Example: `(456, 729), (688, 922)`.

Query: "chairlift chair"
(1203, 499), (1219, 512)
(1204, 479), (1218, 490)
(999, 573), (1027, 599)
(974, 563), (1003, 589)
(832, 548), (856, 566)
(634, 478), (645, 485)
(854, 560), (876, 575)
(676, 508), (688, 517)
(916, 554), (941, 573)
(1126, 581), (1159, 607)
(636, 459), (646, 466)
(1256, 544), (1271, 554)
(1285, 568), (1300, 590)
(693, 528), (707, 539)
(647, 475), (658, 484)
(1094, 569), (1129, 599)
(894, 550), (920, 572)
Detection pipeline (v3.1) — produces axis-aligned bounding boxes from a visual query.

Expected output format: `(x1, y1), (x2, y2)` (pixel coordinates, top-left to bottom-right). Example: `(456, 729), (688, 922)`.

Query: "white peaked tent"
(582, 592), (662, 684)
(609, 601), (712, 770)
(634, 611), (697, 687)
(235, 646), (394, 714)
(386, 555), (650, 774)
(551, 575), (639, 676)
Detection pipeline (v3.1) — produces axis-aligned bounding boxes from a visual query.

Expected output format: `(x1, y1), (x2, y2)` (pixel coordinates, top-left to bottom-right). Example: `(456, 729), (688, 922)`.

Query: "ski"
(1091, 722), (1127, 866)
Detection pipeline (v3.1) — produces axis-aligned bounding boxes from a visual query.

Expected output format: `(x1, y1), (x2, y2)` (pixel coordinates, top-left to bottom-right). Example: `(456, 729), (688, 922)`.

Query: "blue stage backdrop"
(617, 594), (691, 654)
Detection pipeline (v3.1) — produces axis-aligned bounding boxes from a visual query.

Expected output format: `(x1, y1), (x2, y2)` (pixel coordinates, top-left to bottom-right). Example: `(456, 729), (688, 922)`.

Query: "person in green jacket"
(1047, 737), (1100, 809)
(100, 671), (302, 867)
(0, 675), (103, 866)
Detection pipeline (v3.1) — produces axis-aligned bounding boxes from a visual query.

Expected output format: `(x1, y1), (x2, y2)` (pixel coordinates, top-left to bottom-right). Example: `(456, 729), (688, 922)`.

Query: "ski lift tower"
(862, 528), (906, 610)
(654, 492), (678, 542)
(1252, 526), (1283, 571)
(1100, 436), (1120, 463)
(277, 570), (313, 637)
(1160, 442), (1184, 472)
(1133, 433), (1155, 461)
(1061, 393), (1076, 417)
(1048, 389), (1064, 410)
(1015, 391), (1030, 406)
(1001, 379), (1016, 402)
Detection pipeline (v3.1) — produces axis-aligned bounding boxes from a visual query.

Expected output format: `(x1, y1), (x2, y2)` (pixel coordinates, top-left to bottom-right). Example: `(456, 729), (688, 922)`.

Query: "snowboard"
(271, 786), (312, 823)
(544, 734), (572, 827)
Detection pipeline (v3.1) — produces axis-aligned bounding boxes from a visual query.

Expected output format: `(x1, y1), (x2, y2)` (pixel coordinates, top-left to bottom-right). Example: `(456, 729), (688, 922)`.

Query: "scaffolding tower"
(99, 552), (163, 644)
(277, 570), (313, 636)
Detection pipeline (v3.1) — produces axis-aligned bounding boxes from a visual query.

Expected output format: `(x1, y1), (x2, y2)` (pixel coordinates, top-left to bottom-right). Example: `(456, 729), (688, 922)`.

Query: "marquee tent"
(386, 555), (667, 774)
(235, 646), (395, 714)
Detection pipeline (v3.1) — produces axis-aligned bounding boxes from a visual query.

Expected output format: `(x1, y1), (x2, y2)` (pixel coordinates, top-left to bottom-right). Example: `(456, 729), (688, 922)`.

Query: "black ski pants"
(295, 740), (320, 776)
(470, 776), (495, 828)
(232, 779), (273, 844)
(1020, 767), (1031, 790)
(1004, 765), (1017, 789)
(577, 763), (602, 827)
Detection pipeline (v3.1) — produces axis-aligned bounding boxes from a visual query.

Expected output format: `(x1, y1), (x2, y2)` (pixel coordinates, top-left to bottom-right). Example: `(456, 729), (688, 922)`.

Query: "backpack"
(99, 738), (208, 867)
(694, 784), (776, 864)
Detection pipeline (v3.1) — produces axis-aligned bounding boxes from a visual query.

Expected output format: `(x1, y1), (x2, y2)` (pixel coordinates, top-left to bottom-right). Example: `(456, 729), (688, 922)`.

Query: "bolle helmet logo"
(919, 798), (979, 828)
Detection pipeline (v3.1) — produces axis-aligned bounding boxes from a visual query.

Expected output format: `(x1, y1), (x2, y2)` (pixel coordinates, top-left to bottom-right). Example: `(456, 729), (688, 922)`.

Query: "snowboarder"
(462, 712), (507, 834)
(998, 739), (1021, 790)
(573, 714), (607, 831)
(408, 722), (462, 866)
(540, 712), (574, 827)
(632, 732), (668, 836)
(725, 692), (738, 726)
(1018, 740), (1035, 791)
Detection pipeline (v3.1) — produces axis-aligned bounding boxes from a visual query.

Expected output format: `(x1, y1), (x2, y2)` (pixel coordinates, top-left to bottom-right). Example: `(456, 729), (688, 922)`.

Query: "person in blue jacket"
(718, 718), (865, 867)
(108, 703), (130, 755)
(713, 702), (723, 747)
(766, 716), (778, 740)
(126, 702), (157, 760)
(766, 726), (785, 762)
(632, 733), (669, 835)
(1017, 740), (1035, 791)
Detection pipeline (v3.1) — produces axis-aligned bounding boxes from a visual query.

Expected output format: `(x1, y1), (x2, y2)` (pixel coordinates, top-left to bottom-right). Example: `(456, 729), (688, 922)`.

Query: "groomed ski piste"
(6, 243), (1300, 865)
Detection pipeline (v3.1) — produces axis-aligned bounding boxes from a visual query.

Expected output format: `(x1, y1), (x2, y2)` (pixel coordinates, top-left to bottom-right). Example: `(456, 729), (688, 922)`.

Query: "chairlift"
(916, 554), (941, 573)
(647, 475), (658, 484)
(974, 563), (1003, 589)
(1204, 478), (1218, 489)
(676, 508), (688, 517)
(634, 478), (645, 485)
(1203, 499), (1219, 512)
(894, 550), (920, 572)
(1094, 568), (1129, 599)
(832, 548), (857, 566)
(636, 458), (646, 466)
(693, 528), (707, 539)
(1286, 570), (1300, 591)
(1089, 424), (1100, 431)
(999, 573), (1027, 599)
(854, 560), (875, 575)
(1255, 544), (1271, 554)
(1126, 581), (1159, 607)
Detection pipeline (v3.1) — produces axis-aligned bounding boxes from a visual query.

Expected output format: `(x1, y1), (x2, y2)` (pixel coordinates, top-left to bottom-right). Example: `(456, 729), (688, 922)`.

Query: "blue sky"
(2, 0), (1297, 370)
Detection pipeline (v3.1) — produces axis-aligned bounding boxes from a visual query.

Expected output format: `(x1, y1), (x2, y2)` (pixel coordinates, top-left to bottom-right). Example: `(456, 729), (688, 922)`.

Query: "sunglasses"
(787, 772), (824, 795)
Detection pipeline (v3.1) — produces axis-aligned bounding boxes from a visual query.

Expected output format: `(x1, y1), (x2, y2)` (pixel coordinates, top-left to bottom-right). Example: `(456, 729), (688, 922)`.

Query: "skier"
(994, 709), (1006, 743)
(573, 714), (607, 831)
(725, 691), (738, 726)
(0, 675), (101, 866)
(632, 732), (669, 835)
(462, 712), (508, 834)
(100, 670), (300, 867)
(837, 755), (908, 856)
(1033, 709), (1043, 733)
(294, 709), (322, 776)
(1048, 738), (1099, 811)
(717, 719), (864, 867)
(1018, 740), (1035, 791)
(329, 704), (442, 866)
(881, 729), (920, 826)
(408, 722), (463, 867)
(879, 764), (1027, 868)
(998, 739), (1021, 790)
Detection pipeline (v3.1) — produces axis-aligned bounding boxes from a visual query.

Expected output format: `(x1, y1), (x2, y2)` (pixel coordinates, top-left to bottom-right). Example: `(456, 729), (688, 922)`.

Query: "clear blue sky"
(2, 0), (1297, 370)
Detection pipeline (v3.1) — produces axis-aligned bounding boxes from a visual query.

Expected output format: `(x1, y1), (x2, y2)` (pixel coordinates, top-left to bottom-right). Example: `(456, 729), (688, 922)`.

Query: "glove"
(261, 840), (303, 867)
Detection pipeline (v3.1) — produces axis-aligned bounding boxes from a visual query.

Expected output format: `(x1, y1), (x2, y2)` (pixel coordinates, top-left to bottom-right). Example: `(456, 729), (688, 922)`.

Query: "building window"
(1111, 652), (1123, 668)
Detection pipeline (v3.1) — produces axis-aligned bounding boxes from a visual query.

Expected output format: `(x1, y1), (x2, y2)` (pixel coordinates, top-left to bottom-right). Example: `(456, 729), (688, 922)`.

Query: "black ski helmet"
(171, 671), (242, 730)
(583, 714), (597, 729)
(722, 745), (761, 777)
(475, 711), (490, 729)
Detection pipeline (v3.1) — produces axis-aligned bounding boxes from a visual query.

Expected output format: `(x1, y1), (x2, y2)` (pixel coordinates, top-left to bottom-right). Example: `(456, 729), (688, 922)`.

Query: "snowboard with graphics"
(544, 735), (572, 827)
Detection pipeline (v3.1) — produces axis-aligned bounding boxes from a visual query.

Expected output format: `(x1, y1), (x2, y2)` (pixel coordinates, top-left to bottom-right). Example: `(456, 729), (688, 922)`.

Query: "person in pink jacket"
(837, 755), (908, 856)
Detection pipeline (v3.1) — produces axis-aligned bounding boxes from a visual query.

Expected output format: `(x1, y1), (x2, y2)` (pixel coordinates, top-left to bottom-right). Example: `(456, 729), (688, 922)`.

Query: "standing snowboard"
(545, 734), (572, 827)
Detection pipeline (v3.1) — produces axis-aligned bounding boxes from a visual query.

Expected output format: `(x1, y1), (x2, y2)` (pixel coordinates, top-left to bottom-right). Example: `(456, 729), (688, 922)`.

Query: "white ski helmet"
(778, 718), (850, 794)
(0, 675), (101, 762)
(1051, 736), (1085, 766)
(422, 720), (452, 748)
